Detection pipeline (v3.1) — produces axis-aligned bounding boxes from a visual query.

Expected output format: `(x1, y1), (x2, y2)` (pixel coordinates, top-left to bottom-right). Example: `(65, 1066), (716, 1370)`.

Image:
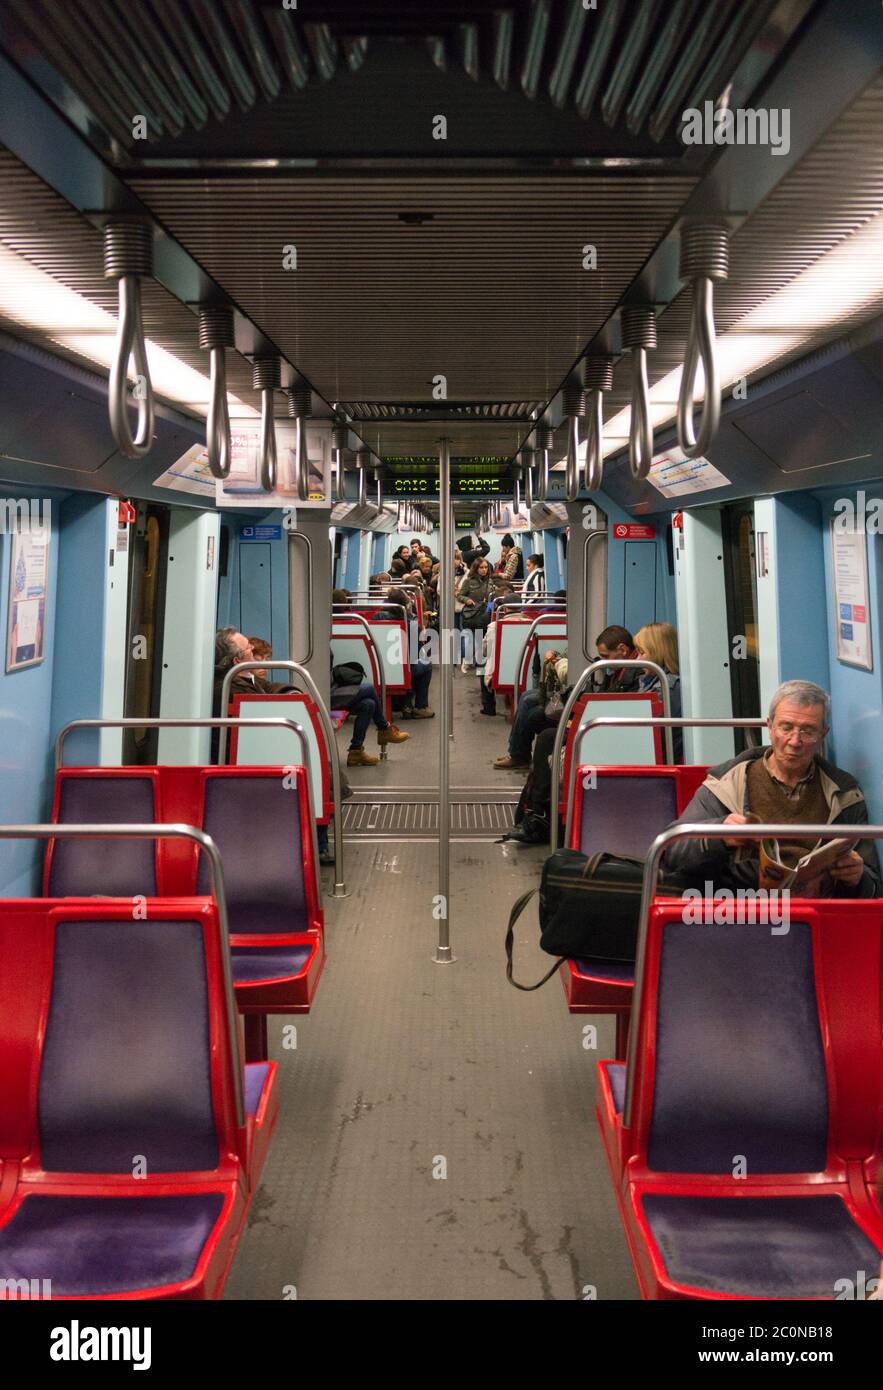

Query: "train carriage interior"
(0, 0), (883, 1332)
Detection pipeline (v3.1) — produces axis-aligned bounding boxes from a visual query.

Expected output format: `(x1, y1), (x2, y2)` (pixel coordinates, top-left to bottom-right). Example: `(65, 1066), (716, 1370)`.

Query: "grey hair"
(768, 679), (831, 728)
(214, 626), (241, 674)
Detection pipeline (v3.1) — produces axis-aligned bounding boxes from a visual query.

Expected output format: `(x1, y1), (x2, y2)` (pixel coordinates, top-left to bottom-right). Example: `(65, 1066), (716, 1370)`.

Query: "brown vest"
(746, 756), (830, 866)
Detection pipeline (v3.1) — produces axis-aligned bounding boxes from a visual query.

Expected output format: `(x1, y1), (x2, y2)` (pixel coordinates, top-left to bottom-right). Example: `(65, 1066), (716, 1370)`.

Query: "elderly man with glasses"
(664, 679), (882, 897)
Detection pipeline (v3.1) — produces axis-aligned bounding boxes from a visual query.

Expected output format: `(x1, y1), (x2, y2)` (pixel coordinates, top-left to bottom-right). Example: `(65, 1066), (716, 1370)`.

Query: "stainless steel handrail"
(109, 276), (155, 458)
(259, 391), (277, 492)
(2, 822), (244, 1128)
(585, 388), (604, 492)
(288, 530), (314, 663)
(215, 666), (348, 897)
(581, 529), (608, 662)
(562, 715), (766, 848)
(550, 659), (673, 850)
(515, 611), (569, 700)
(330, 612), (388, 736)
(54, 716), (321, 901)
(629, 345), (653, 480)
(435, 437), (455, 964)
(623, 821), (883, 1126)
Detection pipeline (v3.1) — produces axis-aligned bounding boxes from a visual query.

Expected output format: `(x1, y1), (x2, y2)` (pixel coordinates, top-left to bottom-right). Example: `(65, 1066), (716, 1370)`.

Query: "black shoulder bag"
(505, 848), (695, 991)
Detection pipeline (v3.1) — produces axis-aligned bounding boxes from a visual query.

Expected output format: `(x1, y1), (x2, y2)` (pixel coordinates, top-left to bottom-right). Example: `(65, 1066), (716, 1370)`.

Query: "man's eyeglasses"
(773, 722), (824, 740)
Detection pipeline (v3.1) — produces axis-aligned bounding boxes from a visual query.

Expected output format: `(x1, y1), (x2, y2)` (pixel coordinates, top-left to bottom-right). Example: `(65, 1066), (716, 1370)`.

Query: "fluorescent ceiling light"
(555, 207), (883, 467)
(0, 242), (256, 418)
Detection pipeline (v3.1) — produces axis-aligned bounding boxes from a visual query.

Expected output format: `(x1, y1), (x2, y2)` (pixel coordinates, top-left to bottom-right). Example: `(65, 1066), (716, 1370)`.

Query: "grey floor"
(225, 667), (639, 1300)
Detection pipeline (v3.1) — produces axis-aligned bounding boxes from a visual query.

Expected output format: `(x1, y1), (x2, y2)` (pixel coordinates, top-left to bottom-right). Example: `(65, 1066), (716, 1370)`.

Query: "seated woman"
(633, 621), (682, 763)
(386, 586), (434, 719)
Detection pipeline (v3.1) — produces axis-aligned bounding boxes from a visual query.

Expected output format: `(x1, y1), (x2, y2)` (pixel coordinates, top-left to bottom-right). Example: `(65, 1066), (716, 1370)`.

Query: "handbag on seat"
(504, 848), (697, 990)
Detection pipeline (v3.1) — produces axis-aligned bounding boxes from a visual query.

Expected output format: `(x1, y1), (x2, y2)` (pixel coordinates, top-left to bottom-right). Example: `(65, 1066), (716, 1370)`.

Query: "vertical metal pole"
(434, 437), (455, 963)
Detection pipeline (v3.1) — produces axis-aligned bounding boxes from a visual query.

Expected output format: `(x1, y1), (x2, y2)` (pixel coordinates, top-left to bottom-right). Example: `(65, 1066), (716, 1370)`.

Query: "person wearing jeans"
(331, 679), (409, 766)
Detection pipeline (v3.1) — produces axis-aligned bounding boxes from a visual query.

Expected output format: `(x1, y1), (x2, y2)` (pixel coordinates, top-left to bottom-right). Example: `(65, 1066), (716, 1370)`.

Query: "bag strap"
(504, 888), (565, 992)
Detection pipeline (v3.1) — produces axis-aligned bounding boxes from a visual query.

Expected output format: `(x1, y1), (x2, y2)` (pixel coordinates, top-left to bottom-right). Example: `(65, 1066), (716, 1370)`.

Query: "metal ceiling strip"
(623, 0), (698, 135)
(190, 0), (257, 112)
(547, 0), (588, 110)
(520, 0), (552, 101)
(262, 10), (311, 91)
(647, 0), (736, 143)
(303, 23), (339, 82)
(573, 0), (625, 120)
(149, 0), (233, 120)
(221, 0), (283, 103)
(89, 0), (187, 139)
(600, 0), (660, 130)
(492, 9), (514, 92)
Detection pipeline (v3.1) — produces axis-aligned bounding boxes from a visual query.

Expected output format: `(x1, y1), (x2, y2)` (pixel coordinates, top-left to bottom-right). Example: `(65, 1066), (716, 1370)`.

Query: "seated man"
(664, 680), (882, 897)
(494, 650), (567, 768)
(592, 625), (641, 691)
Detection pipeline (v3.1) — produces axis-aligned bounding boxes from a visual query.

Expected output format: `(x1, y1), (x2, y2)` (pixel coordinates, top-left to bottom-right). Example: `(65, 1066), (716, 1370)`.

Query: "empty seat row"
(47, 764), (325, 1059)
(596, 868), (883, 1298)
(0, 835), (278, 1299)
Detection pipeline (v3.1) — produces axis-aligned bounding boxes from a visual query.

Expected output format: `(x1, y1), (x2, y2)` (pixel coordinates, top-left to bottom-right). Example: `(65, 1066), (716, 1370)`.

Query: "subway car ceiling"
(0, 1), (882, 516)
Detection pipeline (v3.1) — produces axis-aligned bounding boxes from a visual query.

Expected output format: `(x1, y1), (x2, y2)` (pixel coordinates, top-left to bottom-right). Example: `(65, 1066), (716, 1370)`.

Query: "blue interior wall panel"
(816, 485), (883, 826)
(0, 495), (60, 896)
(595, 488), (675, 630)
(343, 530), (361, 590)
(543, 531), (561, 591)
(623, 541), (657, 636)
(239, 543), (272, 645)
(772, 494), (830, 692)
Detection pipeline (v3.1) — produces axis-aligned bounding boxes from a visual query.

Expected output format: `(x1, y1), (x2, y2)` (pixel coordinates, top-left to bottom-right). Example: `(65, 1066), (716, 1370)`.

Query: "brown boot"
(377, 723), (410, 746)
(347, 747), (380, 767)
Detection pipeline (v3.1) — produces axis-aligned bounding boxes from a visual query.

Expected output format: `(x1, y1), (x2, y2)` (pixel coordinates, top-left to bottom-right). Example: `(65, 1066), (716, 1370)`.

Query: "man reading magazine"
(663, 680), (882, 898)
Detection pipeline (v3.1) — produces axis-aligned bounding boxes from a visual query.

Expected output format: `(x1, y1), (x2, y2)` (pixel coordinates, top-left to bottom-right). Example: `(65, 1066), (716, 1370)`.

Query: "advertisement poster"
(6, 527), (49, 671)
(153, 443), (217, 499)
(215, 421), (331, 509)
(831, 522), (872, 670)
(490, 503), (532, 532)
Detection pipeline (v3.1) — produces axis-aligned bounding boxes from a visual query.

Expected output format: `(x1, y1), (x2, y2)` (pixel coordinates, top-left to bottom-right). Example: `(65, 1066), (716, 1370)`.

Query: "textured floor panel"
(225, 671), (637, 1300)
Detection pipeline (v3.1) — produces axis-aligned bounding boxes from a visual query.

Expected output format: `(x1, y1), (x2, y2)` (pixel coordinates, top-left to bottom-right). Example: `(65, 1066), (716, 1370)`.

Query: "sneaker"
(460, 660), (472, 674)
(377, 724), (410, 745)
(411, 708), (435, 719)
(347, 748), (380, 766)
(493, 754), (529, 769)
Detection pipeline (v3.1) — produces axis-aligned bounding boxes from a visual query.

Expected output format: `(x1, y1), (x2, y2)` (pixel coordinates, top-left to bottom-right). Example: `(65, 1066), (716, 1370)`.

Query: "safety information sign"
(646, 448), (730, 499)
(831, 521), (872, 670)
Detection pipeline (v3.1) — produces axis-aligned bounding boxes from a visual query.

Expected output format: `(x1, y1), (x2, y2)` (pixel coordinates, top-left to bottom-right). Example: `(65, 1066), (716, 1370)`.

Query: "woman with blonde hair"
(634, 622), (682, 762)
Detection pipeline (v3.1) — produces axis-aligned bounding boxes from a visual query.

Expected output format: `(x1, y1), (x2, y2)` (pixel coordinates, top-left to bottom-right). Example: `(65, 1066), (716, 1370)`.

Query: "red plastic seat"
(597, 898), (883, 1299)
(47, 765), (326, 1061)
(0, 897), (278, 1299)
(561, 764), (708, 1057)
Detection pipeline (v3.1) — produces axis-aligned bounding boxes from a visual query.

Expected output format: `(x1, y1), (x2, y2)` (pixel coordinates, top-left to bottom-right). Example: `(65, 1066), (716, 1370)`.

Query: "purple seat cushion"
(607, 1063), (626, 1114)
(39, 921), (218, 1174)
(0, 1193), (224, 1296)
(232, 945), (312, 984)
(575, 958), (635, 984)
(48, 776), (157, 897)
(643, 1194), (882, 1297)
(197, 777), (308, 935)
(580, 775), (677, 858)
(244, 1063), (271, 1116)
(649, 921), (827, 1174)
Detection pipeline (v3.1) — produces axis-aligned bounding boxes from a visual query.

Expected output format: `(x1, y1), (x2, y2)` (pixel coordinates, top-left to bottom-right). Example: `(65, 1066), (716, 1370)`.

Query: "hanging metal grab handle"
(104, 224), (155, 459)
(523, 445), (535, 509)
(332, 422), (348, 504)
(537, 423), (554, 500)
(357, 450), (368, 508)
(676, 224), (729, 459)
(199, 305), (235, 479)
(582, 355), (614, 493)
(621, 307), (657, 480)
(561, 386), (585, 502)
(288, 386), (312, 501)
(253, 357), (281, 492)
